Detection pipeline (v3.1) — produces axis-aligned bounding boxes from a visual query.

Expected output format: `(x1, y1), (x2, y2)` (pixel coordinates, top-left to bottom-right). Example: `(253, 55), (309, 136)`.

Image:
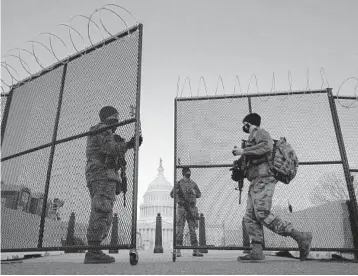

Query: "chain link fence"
(1, 24), (143, 252)
(174, 89), (358, 254)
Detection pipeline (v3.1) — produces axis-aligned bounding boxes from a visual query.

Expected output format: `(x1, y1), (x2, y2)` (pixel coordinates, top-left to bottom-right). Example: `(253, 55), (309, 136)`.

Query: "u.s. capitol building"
(137, 159), (174, 250)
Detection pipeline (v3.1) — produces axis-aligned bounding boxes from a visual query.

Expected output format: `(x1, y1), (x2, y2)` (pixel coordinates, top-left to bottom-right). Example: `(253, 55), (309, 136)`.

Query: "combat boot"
(290, 229), (312, 261)
(237, 242), (265, 263)
(84, 251), (115, 264)
(192, 249), (203, 257)
(84, 242), (115, 264)
(176, 249), (182, 257)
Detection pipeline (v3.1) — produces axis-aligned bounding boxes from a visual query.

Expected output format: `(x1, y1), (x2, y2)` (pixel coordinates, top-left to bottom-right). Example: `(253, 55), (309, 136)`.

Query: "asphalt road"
(1, 250), (357, 275)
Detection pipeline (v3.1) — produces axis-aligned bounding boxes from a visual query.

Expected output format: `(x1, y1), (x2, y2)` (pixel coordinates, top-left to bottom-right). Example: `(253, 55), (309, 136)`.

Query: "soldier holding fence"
(170, 167), (203, 257)
(84, 106), (142, 264)
(232, 112), (312, 263)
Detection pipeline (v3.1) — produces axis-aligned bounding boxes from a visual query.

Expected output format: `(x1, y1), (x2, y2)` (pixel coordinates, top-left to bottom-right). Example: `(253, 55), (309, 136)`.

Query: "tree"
(311, 171), (357, 205)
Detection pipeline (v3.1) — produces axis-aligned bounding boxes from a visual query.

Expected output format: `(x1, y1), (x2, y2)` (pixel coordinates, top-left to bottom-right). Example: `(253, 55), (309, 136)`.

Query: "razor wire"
(1, 4), (139, 95)
(176, 71), (358, 109)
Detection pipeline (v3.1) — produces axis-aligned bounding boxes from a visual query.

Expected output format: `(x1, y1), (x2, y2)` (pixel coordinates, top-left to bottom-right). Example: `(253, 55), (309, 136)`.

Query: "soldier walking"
(232, 113), (312, 263)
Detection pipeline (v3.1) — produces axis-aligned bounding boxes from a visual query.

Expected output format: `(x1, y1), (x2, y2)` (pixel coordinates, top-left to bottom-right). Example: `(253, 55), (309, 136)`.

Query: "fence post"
(65, 212), (75, 253)
(38, 63), (68, 248)
(199, 213), (208, 253)
(347, 198), (358, 260)
(109, 213), (119, 253)
(327, 88), (358, 260)
(154, 213), (163, 253)
(1, 90), (14, 146)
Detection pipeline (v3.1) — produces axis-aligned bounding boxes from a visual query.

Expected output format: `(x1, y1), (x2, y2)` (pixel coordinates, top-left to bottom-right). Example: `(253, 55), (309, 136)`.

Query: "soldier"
(232, 113), (312, 263)
(170, 167), (203, 257)
(84, 106), (142, 264)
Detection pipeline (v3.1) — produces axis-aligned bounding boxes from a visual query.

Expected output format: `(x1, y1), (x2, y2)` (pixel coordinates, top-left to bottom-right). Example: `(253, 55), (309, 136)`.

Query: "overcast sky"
(1, 0), (358, 219)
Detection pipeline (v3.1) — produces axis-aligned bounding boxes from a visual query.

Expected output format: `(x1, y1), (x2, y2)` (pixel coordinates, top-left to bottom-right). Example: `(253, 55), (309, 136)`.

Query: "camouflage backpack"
(270, 137), (299, 184)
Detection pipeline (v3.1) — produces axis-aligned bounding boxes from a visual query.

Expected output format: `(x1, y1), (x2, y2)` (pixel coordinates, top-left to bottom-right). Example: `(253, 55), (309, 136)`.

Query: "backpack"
(270, 137), (299, 184)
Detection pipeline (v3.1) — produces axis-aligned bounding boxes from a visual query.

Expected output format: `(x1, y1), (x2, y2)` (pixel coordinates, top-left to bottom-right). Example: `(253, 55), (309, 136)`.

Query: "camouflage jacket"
(170, 178), (201, 208)
(85, 122), (128, 183)
(242, 127), (274, 181)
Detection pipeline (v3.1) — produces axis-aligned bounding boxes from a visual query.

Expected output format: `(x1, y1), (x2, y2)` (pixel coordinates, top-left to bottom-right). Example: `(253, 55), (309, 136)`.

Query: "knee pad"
(93, 194), (114, 213)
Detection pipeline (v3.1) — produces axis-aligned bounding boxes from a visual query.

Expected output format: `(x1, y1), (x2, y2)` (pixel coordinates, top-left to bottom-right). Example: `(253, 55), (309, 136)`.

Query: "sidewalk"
(1, 250), (357, 275)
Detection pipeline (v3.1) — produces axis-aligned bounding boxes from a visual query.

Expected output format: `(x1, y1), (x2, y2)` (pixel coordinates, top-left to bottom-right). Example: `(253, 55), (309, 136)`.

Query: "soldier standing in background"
(170, 167), (203, 257)
(84, 106), (142, 264)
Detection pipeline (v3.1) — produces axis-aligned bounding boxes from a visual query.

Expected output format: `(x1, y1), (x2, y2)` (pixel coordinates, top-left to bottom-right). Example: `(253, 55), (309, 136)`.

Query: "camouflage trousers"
(243, 176), (293, 244)
(86, 180), (116, 243)
(175, 206), (198, 246)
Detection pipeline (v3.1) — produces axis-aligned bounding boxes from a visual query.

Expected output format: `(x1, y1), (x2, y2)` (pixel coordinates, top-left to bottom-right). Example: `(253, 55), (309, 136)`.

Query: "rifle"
(230, 139), (247, 204)
(113, 134), (128, 207)
(176, 181), (199, 228)
(120, 167), (128, 207)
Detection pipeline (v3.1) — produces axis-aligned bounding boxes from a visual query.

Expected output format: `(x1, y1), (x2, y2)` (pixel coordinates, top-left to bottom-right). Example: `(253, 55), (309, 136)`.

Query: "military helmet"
(242, 113), (261, 127)
(182, 167), (191, 174)
(99, 106), (119, 122)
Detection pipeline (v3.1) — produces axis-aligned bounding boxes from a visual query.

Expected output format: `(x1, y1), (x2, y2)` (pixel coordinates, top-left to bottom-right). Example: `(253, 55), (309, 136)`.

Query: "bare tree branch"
(311, 171), (357, 205)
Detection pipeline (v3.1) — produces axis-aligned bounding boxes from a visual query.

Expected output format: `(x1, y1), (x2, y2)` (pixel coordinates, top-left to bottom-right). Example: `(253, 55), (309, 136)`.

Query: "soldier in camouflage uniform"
(84, 106), (142, 264)
(232, 113), (312, 262)
(170, 167), (203, 257)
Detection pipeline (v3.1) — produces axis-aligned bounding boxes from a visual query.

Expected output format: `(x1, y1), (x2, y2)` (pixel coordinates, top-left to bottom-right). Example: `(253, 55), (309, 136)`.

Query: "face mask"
(242, 123), (250, 133)
(104, 119), (119, 132)
(184, 173), (191, 179)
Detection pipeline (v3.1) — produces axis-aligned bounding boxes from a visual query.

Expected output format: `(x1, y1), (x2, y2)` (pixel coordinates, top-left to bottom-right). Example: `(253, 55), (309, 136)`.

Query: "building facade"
(137, 159), (174, 250)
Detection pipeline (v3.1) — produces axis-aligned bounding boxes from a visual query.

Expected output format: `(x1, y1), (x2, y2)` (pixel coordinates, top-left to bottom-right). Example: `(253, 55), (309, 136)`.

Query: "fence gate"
(173, 89), (358, 261)
(1, 24), (143, 264)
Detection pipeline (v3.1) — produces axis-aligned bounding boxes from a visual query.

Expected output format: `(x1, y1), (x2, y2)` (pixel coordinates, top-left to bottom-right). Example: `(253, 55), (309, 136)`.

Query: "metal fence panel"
(1, 148), (51, 249)
(335, 98), (358, 170)
(176, 97), (250, 166)
(250, 93), (341, 162)
(1, 67), (64, 158)
(1, 25), (142, 252)
(174, 90), (357, 253)
(57, 31), (139, 140)
(1, 95), (8, 124)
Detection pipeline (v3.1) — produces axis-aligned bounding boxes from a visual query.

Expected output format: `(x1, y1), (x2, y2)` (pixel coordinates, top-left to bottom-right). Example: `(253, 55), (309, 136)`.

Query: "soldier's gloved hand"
(138, 135), (143, 146)
(127, 135), (143, 149)
(232, 148), (244, 156)
(116, 182), (121, 195)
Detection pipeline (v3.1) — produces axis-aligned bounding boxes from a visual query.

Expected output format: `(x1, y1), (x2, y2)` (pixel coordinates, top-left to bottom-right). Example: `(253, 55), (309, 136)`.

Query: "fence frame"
(1, 24), (143, 254)
(172, 88), (358, 261)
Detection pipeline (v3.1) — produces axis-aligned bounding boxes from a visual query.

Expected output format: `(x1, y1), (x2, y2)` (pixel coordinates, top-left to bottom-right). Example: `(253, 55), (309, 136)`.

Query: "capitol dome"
(137, 159), (173, 250)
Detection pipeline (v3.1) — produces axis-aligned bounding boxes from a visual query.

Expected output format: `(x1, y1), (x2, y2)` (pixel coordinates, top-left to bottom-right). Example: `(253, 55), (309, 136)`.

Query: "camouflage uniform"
(86, 122), (128, 243)
(170, 178), (201, 247)
(242, 127), (293, 244)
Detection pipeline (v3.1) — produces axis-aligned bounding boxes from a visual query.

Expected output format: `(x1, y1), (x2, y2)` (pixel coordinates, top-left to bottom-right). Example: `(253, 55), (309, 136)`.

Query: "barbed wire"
(215, 76), (225, 96)
(1, 4), (139, 94)
(320, 67), (330, 89)
(176, 71), (358, 109)
(336, 77), (358, 108)
(197, 76), (208, 97)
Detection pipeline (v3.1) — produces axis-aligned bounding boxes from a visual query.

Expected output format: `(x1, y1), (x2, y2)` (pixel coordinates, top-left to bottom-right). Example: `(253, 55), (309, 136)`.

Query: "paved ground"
(1, 250), (357, 275)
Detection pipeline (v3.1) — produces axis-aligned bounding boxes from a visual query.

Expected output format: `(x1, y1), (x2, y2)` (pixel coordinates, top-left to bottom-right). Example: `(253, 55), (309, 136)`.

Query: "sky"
(1, 0), (358, 221)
